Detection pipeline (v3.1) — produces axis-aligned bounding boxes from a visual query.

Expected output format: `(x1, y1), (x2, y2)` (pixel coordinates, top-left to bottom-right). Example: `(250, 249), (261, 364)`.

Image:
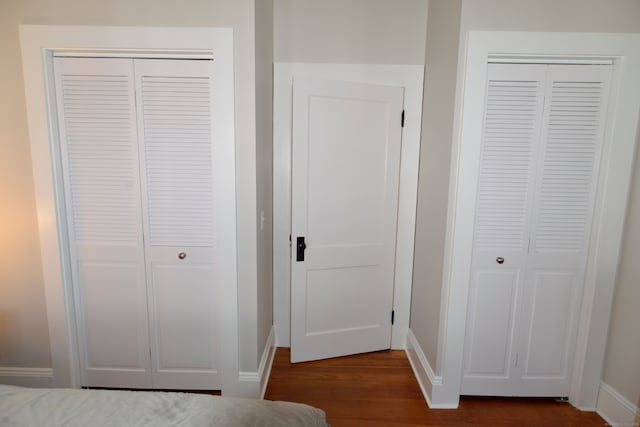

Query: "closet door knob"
(178, 252), (187, 260)
(496, 257), (504, 264)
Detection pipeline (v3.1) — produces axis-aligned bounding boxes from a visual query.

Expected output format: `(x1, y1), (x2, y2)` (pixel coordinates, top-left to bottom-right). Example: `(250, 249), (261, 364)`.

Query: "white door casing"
(463, 63), (611, 397)
(290, 77), (404, 363)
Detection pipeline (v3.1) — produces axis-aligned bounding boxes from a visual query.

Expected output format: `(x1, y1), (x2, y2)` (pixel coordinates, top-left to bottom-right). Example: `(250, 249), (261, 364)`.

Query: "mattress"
(0, 384), (327, 427)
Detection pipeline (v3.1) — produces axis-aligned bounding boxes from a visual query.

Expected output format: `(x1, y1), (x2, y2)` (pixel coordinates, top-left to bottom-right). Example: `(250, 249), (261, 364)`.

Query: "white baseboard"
(405, 329), (456, 409)
(596, 382), (639, 427)
(237, 326), (276, 399)
(0, 367), (54, 388)
(259, 327), (276, 399)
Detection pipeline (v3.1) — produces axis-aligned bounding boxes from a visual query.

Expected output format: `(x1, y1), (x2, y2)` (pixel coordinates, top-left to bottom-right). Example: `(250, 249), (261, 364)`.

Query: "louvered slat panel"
(534, 80), (605, 252)
(141, 76), (214, 247)
(474, 79), (541, 251)
(61, 75), (139, 243)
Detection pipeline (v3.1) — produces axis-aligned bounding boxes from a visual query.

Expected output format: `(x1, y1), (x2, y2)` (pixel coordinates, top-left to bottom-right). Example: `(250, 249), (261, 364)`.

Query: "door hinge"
(391, 310), (395, 325)
(401, 110), (405, 128)
(515, 352), (519, 367)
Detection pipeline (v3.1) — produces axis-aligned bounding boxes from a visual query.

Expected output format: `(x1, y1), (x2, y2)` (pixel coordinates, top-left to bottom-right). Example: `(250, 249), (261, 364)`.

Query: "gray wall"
(255, 0), (274, 367)
(410, 0), (462, 372)
(0, 0), (263, 374)
(274, 0), (427, 64)
(602, 133), (640, 405)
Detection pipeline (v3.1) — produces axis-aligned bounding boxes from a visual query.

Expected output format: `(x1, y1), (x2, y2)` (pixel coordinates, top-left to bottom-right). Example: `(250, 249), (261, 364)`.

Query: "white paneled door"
(462, 63), (611, 396)
(54, 57), (220, 389)
(290, 78), (404, 363)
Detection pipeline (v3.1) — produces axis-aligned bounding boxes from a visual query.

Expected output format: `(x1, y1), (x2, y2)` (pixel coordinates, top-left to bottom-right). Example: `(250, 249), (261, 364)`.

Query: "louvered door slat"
(140, 75), (214, 247)
(59, 73), (139, 243)
(533, 68), (610, 253)
(473, 66), (545, 252)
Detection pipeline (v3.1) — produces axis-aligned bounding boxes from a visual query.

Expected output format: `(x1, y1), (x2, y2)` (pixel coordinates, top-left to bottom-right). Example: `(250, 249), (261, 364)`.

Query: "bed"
(0, 384), (327, 426)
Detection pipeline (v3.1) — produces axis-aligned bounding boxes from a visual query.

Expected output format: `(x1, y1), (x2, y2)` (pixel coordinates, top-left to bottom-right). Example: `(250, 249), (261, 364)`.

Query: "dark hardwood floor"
(264, 348), (607, 427)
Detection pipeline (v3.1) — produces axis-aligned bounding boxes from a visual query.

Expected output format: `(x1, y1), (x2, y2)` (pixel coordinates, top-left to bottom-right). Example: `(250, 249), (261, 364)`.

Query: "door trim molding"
(19, 25), (239, 392)
(273, 63), (424, 350)
(438, 31), (640, 408)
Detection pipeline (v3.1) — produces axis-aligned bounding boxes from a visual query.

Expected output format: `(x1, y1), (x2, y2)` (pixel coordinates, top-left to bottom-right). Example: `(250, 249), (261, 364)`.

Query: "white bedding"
(0, 385), (327, 427)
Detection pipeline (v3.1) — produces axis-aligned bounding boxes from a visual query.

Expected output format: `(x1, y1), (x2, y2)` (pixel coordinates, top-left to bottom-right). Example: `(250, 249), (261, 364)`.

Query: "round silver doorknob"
(496, 257), (504, 264)
(178, 252), (187, 260)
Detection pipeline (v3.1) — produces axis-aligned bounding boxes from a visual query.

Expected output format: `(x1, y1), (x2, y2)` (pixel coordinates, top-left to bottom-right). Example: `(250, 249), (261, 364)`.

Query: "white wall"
(274, 0), (427, 64)
(0, 0), (263, 379)
(410, 0), (462, 373)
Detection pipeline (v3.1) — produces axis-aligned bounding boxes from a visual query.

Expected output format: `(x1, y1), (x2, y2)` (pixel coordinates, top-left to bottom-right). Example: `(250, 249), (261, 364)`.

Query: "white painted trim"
(488, 55), (613, 65)
(596, 382), (639, 427)
(237, 327), (276, 399)
(259, 327), (276, 399)
(406, 329), (456, 409)
(53, 49), (213, 59)
(19, 25), (239, 394)
(273, 62), (424, 350)
(439, 31), (640, 408)
(0, 367), (54, 388)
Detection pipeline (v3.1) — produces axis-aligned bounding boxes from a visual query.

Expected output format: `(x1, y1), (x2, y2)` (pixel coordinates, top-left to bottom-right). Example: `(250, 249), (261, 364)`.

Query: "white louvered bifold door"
(53, 57), (152, 388)
(134, 59), (220, 389)
(514, 65), (611, 396)
(463, 63), (611, 397)
(462, 64), (546, 395)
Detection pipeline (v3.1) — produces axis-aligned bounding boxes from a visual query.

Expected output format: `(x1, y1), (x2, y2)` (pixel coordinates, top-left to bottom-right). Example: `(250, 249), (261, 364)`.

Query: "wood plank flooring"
(264, 348), (607, 427)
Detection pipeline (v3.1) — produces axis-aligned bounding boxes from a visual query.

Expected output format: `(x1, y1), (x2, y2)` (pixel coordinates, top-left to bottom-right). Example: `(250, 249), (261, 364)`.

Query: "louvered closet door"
(514, 65), (611, 396)
(462, 64), (546, 395)
(463, 63), (611, 397)
(53, 57), (151, 388)
(134, 59), (220, 389)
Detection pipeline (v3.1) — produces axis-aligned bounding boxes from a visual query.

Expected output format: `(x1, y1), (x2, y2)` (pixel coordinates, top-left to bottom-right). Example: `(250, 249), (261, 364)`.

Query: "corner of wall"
(236, 325), (276, 399)
(405, 329), (458, 409)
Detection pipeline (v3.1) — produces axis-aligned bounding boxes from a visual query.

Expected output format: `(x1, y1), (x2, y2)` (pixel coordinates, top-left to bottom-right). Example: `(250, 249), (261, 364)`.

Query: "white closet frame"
(430, 32), (640, 409)
(19, 26), (240, 393)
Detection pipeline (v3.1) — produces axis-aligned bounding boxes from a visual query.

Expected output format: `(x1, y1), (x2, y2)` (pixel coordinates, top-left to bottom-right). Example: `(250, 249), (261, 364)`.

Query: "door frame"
(19, 25), (239, 392)
(273, 63), (424, 350)
(434, 31), (640, 409)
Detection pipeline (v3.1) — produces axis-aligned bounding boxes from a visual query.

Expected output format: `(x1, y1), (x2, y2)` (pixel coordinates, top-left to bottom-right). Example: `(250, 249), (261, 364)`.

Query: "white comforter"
(0, 385), (327, 427)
